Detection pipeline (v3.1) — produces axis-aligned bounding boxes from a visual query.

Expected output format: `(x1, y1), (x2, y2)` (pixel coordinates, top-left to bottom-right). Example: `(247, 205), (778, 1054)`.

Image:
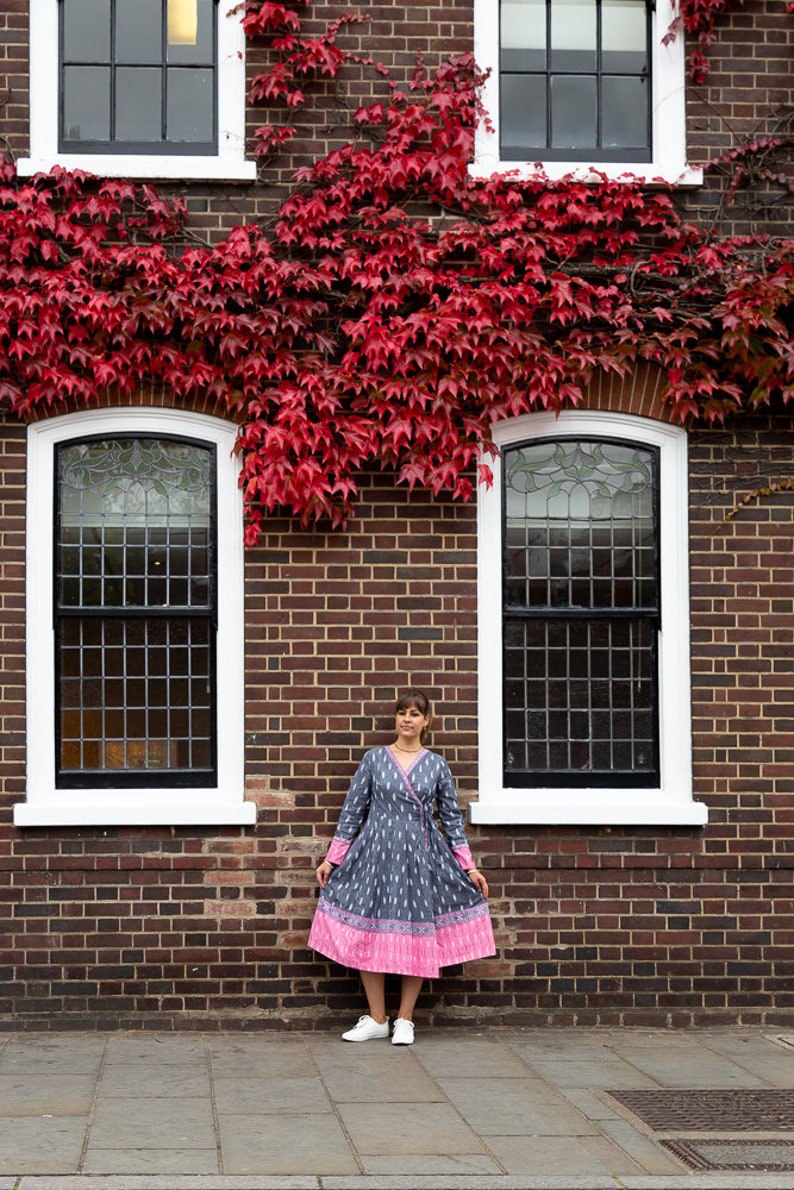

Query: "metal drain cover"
(663, 1139), (794, 1171)
(607, 1089), (794, 1132)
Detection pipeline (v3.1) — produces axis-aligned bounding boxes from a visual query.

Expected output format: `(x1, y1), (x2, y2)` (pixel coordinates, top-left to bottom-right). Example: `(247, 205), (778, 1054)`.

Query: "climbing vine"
(0, 0), (790, 539)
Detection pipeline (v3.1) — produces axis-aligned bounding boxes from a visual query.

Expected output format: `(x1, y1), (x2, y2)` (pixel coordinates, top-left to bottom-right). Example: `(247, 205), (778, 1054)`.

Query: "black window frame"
(501, 435), (661, 789)
(53, 432), (219, 790)
(499, 0), (653, 163)
(58, 0), (218, 155)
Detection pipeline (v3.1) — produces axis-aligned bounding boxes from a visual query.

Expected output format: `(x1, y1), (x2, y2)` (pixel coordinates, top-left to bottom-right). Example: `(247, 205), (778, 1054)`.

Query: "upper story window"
(15, 407), (253, 827)
(500, 0), (651, 163)
(19, 0), (256, 181)
(473, 0), (702, 185)
(60, 0), (217, 156)
(471, 409), (707, 826)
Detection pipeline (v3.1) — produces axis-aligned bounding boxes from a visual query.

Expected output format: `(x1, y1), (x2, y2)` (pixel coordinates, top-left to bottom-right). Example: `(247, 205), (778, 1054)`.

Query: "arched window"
(16, 408), (252, 826)
(502, 437), (659, 786)
(472, 410), (706, 826)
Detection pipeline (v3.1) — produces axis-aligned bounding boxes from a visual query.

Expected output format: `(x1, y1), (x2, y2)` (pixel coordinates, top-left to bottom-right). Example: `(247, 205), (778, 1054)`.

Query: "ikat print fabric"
(308, 746), (496, 978)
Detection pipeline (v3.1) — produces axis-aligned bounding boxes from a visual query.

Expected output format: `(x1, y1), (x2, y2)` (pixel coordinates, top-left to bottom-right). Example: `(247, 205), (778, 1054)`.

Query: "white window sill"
(468, 791), (708, 826)
(14, 792), (257, 827)
(469, 158), (704, 188)
(17, 154), (257, 182)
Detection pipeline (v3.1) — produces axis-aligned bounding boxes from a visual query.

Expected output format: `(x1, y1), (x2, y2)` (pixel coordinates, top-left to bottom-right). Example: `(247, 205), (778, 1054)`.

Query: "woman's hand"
(468, 868), (489, 898)
(316, 861), (334, 888)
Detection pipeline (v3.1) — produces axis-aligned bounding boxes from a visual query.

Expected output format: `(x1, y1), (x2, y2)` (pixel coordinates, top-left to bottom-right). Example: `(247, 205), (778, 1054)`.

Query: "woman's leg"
(359, 970), (387, 1023)
(396, 975), (423, 1022)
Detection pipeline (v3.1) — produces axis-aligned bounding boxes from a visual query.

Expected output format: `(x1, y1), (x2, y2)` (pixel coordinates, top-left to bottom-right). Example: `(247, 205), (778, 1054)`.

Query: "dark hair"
(395, 689), (432, 742)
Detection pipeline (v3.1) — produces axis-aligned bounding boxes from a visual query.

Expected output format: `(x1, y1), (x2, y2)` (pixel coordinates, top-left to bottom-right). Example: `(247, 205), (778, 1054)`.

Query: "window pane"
(500, 74), (547, 155)
(166, 67), (214, 142)
(550, 0), (596, 70)
(601, 0), (648, 73)
(501, 0), (546, 71)
(58, 617), (212, 773)
(116, 0), (162, 63)
(57, 439), (212, 610)
(602, 76), (649, 150)
(167, 0), (215, 63)
(551, 75), (597, 149)
(503, 617), (656, 777)
(116, 68), (162, 141)
(62, 0), (111, 61)
(63, 67), (111, 141)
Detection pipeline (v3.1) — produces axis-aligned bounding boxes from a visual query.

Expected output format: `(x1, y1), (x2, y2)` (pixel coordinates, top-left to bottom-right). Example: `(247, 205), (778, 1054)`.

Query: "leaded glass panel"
(502, 437), (659, 787)
(55, 437), (216, 787)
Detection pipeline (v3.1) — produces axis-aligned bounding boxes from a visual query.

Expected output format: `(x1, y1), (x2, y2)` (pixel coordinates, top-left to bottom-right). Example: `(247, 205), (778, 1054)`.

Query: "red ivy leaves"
(0, 8), (791, 540)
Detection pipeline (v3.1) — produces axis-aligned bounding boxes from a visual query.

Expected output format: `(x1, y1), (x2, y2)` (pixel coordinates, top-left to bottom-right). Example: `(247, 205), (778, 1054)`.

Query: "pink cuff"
(325, 836), (351, 866)
(452, 845), (475, 870)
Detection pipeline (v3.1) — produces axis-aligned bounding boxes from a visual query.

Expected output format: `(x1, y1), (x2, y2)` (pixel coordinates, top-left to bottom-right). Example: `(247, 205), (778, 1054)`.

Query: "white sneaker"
(342, 1014), (390, 1042)
(391, 1018), (415, 1045)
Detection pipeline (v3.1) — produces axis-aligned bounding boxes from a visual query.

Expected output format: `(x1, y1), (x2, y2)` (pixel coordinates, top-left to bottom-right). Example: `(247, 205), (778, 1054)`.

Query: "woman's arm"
(318, 750), (374, 871)
(435, 758), (488, 896)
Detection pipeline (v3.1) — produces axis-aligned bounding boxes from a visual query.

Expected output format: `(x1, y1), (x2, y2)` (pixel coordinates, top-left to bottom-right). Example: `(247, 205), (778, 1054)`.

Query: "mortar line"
(76, 1033), (110, 1172)
(203, 1034), (225, 1174)
(301, 1031), (365, 1176)
(411, 1037), (510, 1174)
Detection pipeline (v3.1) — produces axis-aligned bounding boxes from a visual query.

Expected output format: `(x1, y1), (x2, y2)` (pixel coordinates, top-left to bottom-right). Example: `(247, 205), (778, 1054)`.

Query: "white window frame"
(472, 0), (703, 186)
(470, 410), (707, 826)
(18, 0), (256, 181)
(15, 406), (254, 826)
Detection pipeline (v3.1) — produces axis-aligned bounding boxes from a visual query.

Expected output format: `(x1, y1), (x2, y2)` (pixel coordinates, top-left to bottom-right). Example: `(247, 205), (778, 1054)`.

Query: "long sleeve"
(435, 758), (476, 870)
(324, 750), (374, 865)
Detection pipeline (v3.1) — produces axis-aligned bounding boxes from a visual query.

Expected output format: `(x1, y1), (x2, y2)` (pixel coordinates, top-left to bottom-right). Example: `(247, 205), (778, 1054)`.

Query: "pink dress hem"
(309, 900), (496, 979)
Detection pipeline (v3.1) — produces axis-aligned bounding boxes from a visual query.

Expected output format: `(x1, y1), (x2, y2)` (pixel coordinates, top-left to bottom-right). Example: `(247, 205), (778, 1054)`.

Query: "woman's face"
(394, 703), (430, 745)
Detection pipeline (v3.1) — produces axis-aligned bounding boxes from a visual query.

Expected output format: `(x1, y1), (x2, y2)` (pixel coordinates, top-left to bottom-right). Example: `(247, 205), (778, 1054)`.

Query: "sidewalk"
(1, 1026), (793, 1189)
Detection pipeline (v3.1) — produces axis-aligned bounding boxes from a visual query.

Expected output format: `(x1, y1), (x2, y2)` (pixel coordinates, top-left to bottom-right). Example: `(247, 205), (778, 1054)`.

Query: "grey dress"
(308, 745), (496, 978)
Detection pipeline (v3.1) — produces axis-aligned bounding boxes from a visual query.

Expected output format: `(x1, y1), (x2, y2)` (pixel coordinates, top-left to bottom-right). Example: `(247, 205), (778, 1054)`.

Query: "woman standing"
(309, 690), (495, 1044)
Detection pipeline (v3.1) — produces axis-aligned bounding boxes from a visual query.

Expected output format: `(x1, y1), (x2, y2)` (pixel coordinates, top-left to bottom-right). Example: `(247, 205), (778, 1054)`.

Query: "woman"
(309, 690), (495, 1045)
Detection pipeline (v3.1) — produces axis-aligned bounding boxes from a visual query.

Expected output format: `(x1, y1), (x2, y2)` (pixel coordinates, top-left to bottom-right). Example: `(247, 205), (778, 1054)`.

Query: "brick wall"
(2, 399), (794, 1028)
(0, 2), (792, 1027)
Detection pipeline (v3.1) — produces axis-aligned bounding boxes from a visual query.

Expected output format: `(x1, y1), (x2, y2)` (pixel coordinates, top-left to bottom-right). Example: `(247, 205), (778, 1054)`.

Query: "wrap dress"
(308, 745), (496, 978)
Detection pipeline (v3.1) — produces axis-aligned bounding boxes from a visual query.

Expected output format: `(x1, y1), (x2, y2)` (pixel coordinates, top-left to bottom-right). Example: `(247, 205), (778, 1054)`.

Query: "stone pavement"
(0, 1027), (794, 1189)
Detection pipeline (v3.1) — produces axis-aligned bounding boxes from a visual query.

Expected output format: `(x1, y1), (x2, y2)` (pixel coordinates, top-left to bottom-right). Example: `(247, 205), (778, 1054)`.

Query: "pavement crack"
(204, 1034), (225, 1174)
(76, 1033), (110, 1173)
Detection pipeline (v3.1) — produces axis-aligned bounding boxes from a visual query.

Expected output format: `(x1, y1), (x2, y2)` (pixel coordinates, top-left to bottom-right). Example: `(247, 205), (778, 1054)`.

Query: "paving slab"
(88, 1096), (215, 1150)
(0, 1036), (106, 1075)
(436, 1075), (599, 1136)
(0, 1115), (87, 1173)
(98, 1063), (211, 1098)
(595, 1117), (686, 1174)
(208, 1037), (316, 1078)
(0, 1073), (97, 1116)
(311, 1049), (444, 1103)
(214, 1074), (331, 1114)
(561, 1087), (625, 1121)
(412, 1036), (531, 1079)
(217, 1112), (359, 1175)
(483, 1133), (644, 1176)
(335, 1100), (487, 1156)
(103, 1036), (207, 1065)
(519, 1056), (659, 1089)
(358, 1153), (505, 1175)
(606, 1045), (770, 1089)
(80, 1149), (219, 1174)
(17, 1179), (318, 1190)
